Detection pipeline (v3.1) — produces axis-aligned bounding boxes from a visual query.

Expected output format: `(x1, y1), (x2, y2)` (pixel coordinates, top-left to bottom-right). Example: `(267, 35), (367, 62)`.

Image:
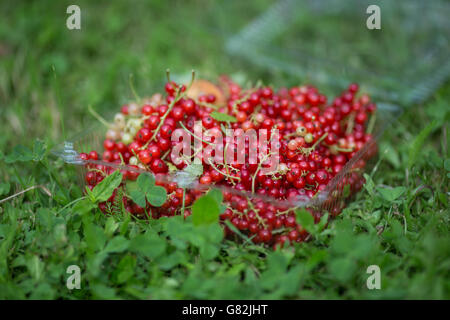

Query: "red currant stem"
(194, 98), (220, 110)
(346, 112), (356, 136)
(89, 168), (107, 176)
(272, 227), (289, 235)
(225, 204), (243, 217)
(166, 68), (171, 83)
(366, 112), (376, 135)
(224, 131), (232, 177)
(88, 104), (112, 128)
(192, 146), (203, 158)
(118, 153), (126, 166)
(275, 209), (293, 216)
(255, 213), (267, 229)
(230, 83), (262, 114)
(247, 200), (257, 212)
(263, 169), (281, 176)
(140, 134), (153, 150)
(129, 74), (141, 103)
(178, 121), (215, 146)
(299, 132), (328, 155)
(130, 148), (139, 160)
(336, 146), (354, 152)
(311, 132), (328, 149)
(283, 132), (297, 139)
(161, 149), (171, 160)
(249, 106), (262, 126)
(251, 151), (274, 194)
(219, 123), (227, 135)
(150, 70), (196, 142)
(208, 159), (241, 181)
(245, 201), (266, 228)
(328, 145), (354, 153)
(149, 87), (182, 142)
(181, 188), (186, 216)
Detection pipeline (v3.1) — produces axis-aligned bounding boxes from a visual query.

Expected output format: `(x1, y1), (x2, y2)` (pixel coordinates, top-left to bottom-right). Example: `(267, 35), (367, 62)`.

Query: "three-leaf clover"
(127, 173), (167, 207)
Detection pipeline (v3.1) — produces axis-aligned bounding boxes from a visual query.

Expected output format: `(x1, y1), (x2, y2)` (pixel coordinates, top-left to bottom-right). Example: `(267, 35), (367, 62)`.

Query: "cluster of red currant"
(81, 75), (377, 248)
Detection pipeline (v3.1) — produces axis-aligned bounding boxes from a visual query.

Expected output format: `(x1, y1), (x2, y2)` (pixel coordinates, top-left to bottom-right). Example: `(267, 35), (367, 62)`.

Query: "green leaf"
(380, 142), (400, 168)
(306, 250), (328, 270)
(4, 145), (34, 163)
(343, 184), (351, 198)
(104, 218), (119, 237)
(104, 236), (129, 253)
(192, 193), (220, 226)
(129, 233), (166, 259)
(183, 163), (203, 177)
(377, 186), (405, 202)
(315, 212), (329, 233)
(175, 163), (204, 188)
(114, 254), (136, 284)
(167, 162), (178, 173)
(363, 173), (375, 197)
(444, 159), (450, 171)
(29, 283), (55, 300)
(156, 251), (187, 270)
(208, 188), (223, 204)
(210, 111), (237, 123)
(128, 189), (147, 208)
(0, 182), (10, 196)
(32, 140), (47, 161)
(37, 208), (52, 230)
(331, 220), (354, 254)
(84, 223), (107, 252)
(146, 186), (167, 207)
(91, 283), (117, 299)
(349, 234), (375, 259)
(329, 257), (356, 282)
(73, 198), (96, 215)
(26, 255), (44, 281)
(91, 170), (123, 203)
(137, 172), (155, 192)
(295, 208), (314, 232)
(2, 140), (47, 164)
(408, 120), (439, 169)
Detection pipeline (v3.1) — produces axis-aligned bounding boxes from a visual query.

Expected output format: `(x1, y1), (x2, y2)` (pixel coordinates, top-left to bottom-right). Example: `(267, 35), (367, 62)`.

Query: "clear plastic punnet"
(226, 0), (450, 105)
(53, 75), (401, 247)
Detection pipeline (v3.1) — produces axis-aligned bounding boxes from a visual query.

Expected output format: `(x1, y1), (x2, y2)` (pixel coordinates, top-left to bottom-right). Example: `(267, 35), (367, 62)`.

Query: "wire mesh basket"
(226, 0), (450, 105)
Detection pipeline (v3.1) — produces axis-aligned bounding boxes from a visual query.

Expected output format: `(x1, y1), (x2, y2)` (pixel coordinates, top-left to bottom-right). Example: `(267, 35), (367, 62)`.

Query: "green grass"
(0, 1), (449, 299)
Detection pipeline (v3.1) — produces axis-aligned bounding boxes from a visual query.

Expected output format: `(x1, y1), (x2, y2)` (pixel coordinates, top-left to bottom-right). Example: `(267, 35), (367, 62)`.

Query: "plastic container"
(226, 0), (450, 105)
(52, 79), (401, 246)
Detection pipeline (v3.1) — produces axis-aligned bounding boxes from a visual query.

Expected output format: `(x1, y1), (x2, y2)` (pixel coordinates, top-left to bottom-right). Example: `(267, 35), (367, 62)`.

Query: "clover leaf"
(127, 172), (167, 208)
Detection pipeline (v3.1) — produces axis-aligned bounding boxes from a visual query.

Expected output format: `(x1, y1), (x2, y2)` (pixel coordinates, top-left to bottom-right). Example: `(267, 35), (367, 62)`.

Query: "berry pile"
(81, 74), (377, 248)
